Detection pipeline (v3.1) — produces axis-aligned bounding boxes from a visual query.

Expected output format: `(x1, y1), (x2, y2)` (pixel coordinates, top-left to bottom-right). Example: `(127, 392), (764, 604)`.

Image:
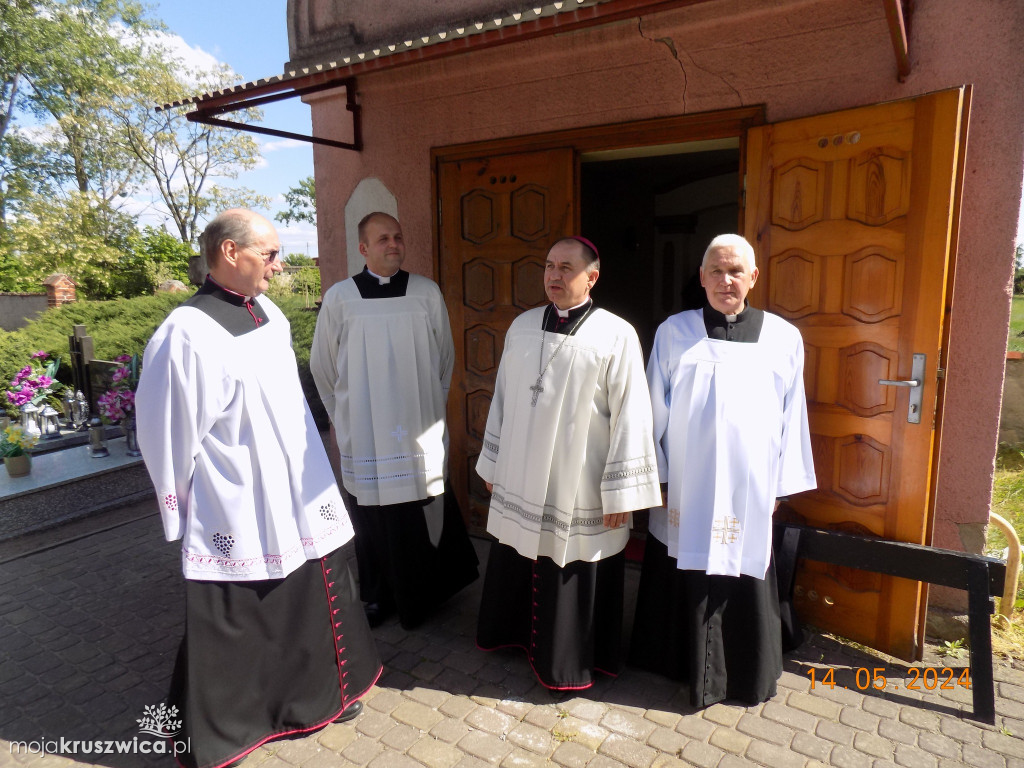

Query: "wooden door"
(746, 89), (965, 659)
(438, 149), (575, 532)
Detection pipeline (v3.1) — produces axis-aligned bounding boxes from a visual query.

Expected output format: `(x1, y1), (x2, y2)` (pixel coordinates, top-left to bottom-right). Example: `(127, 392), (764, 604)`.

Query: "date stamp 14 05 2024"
(805, 666), (971, 693)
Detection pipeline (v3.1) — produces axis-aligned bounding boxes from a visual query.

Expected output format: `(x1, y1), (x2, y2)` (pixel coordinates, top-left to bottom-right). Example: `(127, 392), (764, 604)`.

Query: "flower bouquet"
(97, 354), (142, 457)
(97, 354), (139, 424)
(5, 350), (64, 419)
(2, 424), (39, 478)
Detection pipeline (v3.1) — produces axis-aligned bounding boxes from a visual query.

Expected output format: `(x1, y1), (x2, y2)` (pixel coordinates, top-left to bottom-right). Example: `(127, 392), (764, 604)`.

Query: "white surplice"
(647, 309), (816, 579)
(311, 274), (454, 506)
(477, 307), (662, 566)
(136, 297), (353, 581)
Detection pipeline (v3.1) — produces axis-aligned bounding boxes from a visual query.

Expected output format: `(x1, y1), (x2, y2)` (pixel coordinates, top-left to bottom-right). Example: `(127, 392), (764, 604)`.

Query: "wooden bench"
(774, 522), (1007, 723)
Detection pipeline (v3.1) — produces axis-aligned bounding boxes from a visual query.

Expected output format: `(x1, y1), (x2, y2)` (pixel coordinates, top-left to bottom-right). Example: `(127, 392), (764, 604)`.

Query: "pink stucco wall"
(304, 0), (1024, 605)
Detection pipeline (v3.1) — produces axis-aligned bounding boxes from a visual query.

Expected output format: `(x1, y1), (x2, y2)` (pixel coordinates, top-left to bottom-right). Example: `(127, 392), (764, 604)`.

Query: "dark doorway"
(580, 142), (741, 355)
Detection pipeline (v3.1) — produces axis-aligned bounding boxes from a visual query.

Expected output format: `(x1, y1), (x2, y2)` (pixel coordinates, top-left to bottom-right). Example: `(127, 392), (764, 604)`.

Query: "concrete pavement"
(1, 500), (1023, 768)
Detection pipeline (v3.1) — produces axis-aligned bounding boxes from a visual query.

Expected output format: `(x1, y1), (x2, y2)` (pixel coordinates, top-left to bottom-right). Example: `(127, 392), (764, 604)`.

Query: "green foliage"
(989, 445), (1024, 603)
(1, 0), (158, 215)
(936, 639), (966, 659)
(1, 0), (266, 265)
(275, 176), (316, 227)
(270, 294), (326, 428)
(286, 253), (315, 266)
(1009, 296), (1024, 353)
(0, 293), (326, 425)
(126, 226), (194, 288)
(0, 292), (186, 416)
(291, 267), (321, 300)
(118, 61), (269, 244)
(4, 191), (138, 298)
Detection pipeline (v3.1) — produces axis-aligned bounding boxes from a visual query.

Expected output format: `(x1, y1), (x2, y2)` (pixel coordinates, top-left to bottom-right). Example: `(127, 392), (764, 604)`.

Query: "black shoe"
(334, 700), (362, 723)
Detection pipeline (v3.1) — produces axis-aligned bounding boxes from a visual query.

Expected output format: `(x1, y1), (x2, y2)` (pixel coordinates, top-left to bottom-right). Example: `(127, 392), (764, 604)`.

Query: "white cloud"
(277, 222), (319, 259)
(141, 30), (231, 85)
(261, 138), (306, 152)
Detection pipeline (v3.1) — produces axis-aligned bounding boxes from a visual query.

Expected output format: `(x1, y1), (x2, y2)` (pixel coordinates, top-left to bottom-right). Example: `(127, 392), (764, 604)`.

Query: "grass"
(1008, 296), (1024, 353)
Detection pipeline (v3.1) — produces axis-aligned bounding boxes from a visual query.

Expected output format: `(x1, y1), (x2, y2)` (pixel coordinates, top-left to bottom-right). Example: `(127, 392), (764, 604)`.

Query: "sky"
(145, 0), (319, 259)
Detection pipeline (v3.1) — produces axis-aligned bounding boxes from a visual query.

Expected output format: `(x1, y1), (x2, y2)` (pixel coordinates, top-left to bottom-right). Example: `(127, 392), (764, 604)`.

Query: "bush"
(0, 293), (188, 416)
(0, 293), (326, 424)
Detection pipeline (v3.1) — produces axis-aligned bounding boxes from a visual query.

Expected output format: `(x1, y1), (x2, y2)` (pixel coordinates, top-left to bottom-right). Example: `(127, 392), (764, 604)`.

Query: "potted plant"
(2, 424), (39, 478)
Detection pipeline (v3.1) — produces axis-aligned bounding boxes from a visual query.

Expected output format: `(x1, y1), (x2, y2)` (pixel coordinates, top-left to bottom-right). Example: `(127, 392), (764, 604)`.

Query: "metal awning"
(159, 0), (914, 150)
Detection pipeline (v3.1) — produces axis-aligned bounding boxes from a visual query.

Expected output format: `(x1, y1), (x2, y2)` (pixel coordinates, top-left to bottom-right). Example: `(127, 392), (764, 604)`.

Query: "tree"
(9, 1), (156, 205)
(285, 253), (315, 266)
(5, 190), (137, 299)
(118, 61), (269, 245)
(275, 176), (316, 227)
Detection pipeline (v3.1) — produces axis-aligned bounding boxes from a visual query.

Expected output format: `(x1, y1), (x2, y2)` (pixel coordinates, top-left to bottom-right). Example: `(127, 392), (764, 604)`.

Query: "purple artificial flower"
(36, 375), (53, 388)
(31, 351), (48, 360)
(17, 366), (31, 380)
(115, 354), (132, 363)
(112, 367), (129, 383)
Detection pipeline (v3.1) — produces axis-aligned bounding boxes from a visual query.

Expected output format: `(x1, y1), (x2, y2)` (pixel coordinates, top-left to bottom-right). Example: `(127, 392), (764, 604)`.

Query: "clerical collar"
(353, 267), (410, 299)
(367, 267), (399, 285)
(703, 304), (764, 343)
(554, 298), (591, 319)
(185, 277), (271, 336)
(544, 298), (594, 335)
(204, 275), (250, 305)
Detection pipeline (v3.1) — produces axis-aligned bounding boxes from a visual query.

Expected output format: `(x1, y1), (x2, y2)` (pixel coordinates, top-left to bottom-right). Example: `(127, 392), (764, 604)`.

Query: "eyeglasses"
(243, 244), (281, 264)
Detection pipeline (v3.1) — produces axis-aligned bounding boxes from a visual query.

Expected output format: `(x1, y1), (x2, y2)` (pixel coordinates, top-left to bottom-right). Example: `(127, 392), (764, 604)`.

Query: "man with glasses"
(312, 211), (478, 630)
(137, 209), (381, 768)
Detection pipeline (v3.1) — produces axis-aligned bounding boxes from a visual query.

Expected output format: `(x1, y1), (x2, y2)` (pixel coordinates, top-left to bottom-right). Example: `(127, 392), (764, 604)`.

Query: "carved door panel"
(438, 149), (575, 532)
(746, 89), (965, 659)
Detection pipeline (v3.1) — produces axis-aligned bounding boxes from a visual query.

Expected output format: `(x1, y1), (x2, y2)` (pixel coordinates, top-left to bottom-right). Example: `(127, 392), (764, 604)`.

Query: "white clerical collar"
(367, 267), (398, 285)
(725, 313), (738, 323)
(555, 298), (591, 319)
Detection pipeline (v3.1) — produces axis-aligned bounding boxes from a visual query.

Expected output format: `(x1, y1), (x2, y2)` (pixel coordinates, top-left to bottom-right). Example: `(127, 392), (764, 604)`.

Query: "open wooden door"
(746, 89), (965, 660)
(438, 149), (575, 532)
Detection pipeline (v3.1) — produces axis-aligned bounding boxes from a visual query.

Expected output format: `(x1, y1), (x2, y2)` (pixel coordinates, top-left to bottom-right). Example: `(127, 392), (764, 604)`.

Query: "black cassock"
(629, 306), (788, 708)
(345, 268), (479, 630)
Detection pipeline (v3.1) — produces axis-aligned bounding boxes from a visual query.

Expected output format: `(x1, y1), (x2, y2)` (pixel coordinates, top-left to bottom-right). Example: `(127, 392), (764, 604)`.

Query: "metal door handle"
(877, 353), (926, 424)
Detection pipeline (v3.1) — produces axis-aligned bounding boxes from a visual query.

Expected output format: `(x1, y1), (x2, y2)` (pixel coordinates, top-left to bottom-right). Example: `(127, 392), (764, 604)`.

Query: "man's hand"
(604, 512), (629, 529)
(485, 482), (493, 493)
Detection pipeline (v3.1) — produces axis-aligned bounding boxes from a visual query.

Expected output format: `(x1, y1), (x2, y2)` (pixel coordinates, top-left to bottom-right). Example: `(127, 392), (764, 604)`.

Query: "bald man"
(137, 209), (381, 768)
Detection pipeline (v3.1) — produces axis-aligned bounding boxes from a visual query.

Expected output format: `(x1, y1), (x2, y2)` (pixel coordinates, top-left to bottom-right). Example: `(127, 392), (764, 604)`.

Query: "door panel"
(438, 149), (574, 532)
(746, 90), (964, 659)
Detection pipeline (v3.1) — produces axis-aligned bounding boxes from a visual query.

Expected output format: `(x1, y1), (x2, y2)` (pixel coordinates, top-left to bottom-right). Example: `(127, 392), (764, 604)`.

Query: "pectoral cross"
(529, 377), (544, 407)
(391, 425), (408, 442)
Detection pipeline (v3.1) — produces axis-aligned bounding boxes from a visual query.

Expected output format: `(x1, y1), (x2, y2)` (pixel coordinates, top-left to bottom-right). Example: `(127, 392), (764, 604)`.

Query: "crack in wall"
(638, 16), (688, 111)
(637, 16), (744, 109)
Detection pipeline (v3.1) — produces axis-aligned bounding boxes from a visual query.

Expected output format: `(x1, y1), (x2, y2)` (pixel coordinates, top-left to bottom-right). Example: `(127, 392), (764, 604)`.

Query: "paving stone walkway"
(0, 502), (1022, 768)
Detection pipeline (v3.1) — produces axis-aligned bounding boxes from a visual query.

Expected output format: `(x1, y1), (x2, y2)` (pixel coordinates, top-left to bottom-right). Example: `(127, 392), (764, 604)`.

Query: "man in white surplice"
(630, 234), (816, 708)
(476, 236), (661, 691)
(311, 212), (477, 630)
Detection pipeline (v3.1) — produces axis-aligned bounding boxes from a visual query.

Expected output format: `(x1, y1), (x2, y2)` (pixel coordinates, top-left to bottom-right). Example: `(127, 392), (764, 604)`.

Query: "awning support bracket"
(184, 77), (362, 151)
(882, 0), (913, 82)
